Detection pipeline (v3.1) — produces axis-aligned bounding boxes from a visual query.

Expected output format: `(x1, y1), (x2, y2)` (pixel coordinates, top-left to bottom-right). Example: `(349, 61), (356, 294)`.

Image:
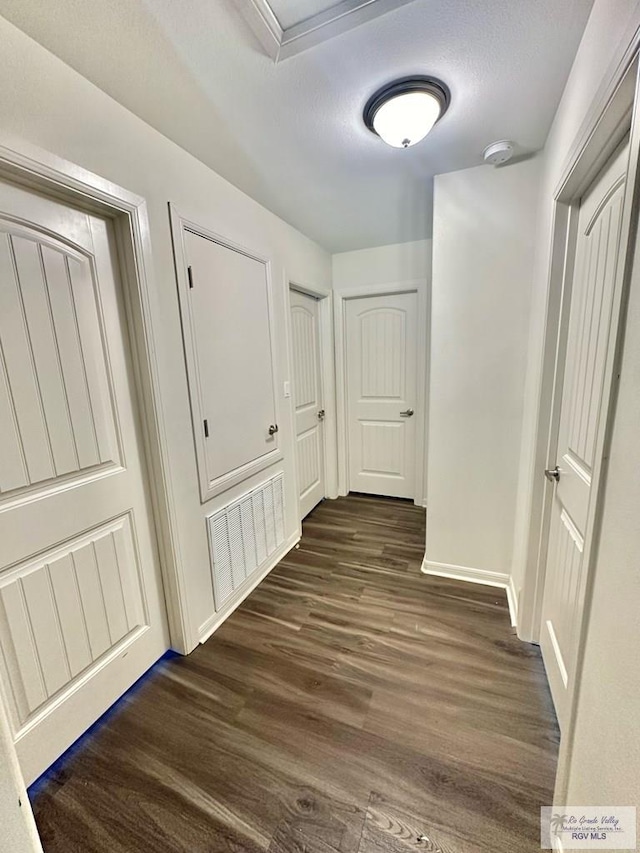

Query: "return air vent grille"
(207, 473), (285, 610)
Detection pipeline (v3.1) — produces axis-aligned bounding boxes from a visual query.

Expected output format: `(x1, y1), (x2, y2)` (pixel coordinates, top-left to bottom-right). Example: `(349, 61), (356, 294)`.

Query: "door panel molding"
(334, 280), (428, 504)
(0, 512), (148, 732)
(0, 222), (124, 501)
(0, 141), (192, 659)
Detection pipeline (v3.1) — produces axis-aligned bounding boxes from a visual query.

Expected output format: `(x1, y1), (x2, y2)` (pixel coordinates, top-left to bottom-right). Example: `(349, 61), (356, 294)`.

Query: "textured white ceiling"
(0, 0), (594, 251)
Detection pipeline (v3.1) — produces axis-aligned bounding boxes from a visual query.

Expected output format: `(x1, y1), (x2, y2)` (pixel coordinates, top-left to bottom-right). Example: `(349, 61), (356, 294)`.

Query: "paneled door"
(345, 292), (417, 498)
(290, 289), (325, 519)
(540, 140), (629, 729)
(0, 180), (167, 784)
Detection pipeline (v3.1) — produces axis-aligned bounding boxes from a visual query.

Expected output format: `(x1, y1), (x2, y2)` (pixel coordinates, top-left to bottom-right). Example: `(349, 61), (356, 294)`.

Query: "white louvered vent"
(207, 473), (285, 610)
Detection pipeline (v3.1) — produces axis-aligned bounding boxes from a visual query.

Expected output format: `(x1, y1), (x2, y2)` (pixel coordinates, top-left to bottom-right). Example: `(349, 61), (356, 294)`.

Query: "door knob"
(317, 409), (325, 420)
(400, 408), (414, 417)
(545, 466), (560, 482)
(268, 424), (279, 436)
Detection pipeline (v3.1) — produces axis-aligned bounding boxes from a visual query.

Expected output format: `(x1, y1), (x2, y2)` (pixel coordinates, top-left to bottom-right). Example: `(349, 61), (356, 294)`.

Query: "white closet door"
(181, 230), (280, 500)
(0, 180), (167, 785)
(345, 292), (417, 499)
(540, 140), (629, 729)
(290, 289), (325, 519)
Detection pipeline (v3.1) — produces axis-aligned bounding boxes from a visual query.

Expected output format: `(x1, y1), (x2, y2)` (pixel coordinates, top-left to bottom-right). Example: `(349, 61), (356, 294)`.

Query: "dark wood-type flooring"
(31, 495), (559, 853)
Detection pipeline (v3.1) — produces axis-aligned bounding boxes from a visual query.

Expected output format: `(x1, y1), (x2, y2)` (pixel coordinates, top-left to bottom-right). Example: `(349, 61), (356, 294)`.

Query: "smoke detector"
(483, 140), (514, 166)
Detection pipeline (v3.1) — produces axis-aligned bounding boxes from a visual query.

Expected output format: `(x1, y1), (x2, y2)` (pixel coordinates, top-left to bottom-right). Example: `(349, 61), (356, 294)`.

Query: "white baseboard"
(421, 557), (516, 624)
(421, 557), (509, 587)
(198, 531), (300, 643)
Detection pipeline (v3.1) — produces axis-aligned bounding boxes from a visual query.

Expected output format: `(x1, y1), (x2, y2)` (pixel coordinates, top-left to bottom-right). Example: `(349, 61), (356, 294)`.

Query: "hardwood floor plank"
(30, 495), (558, 852)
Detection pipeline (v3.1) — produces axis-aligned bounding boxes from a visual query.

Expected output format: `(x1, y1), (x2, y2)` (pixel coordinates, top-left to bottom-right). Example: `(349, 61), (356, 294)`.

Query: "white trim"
(507, 576), (519, 628)
(421, 558), (509, 588)
(168, 205), (284, 502)
(545, 619), (569, 688)
(519, 51), (640, 645)
(527, 114), (639, 658)
(319, 291), (339, 499)
(334, 281), (421, 300)
(0, 139), (192, 654)
(558, 96), (640, 796)
(235, 0), (282, 60)
(198, 530), (300, 643)
(288, 280), (330, 298)
(333, 279), (428, 504)
(235, 0), (416, 62)
(334, 287), (348, 496)
(286, 281), (338, 524)
(556, 20), (640, 198)
(0, 698), (42, 852)
(517, 35), (640, 804)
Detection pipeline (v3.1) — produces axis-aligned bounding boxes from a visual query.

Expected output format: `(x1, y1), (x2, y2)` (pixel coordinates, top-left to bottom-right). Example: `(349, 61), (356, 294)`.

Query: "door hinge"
(203, 418), (209, 438)
(187, 265), (194, 289)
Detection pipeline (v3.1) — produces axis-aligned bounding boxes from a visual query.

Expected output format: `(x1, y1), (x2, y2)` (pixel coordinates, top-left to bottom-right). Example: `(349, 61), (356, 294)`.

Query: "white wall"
(512, 0), (640, 620)
(0, 15), (332, 650)
(559, 210), (640, 810)
(332, 239), (431, 290)
(425, 157), (541, 584)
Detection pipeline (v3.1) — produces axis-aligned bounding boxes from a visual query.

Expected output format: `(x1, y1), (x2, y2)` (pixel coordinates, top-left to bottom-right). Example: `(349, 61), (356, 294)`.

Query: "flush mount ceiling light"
(363, 76), (450, 149)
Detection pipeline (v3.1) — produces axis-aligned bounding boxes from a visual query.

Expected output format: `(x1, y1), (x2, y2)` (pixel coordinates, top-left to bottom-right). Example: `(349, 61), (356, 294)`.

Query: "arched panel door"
(290, 289), (325, 519)
(345, 292), (418, 498)
(540, 140), (629, 729)
(0, 180), (167, 785)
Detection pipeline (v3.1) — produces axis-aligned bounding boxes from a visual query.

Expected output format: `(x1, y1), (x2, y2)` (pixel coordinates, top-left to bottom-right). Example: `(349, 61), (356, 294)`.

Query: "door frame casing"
(169, 206), (283, 502)
(519, 55), (639, 644)
(286, 281), (338, 524)
(0, 139), (193, 654)
(517, 46), (640, 799)
(334, 280), (428, 504)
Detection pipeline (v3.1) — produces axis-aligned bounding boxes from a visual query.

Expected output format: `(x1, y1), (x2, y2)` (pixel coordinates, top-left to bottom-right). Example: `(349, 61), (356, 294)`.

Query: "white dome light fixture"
(364, 77), (450, 149)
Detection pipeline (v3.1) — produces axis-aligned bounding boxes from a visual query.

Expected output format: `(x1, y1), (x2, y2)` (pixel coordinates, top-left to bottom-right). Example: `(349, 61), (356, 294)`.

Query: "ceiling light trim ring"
(363, 76), (451, 147)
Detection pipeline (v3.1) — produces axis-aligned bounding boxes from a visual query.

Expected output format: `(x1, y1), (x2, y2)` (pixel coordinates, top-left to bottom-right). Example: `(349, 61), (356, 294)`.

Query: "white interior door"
(345, 292), (417, 499)
(290, 289), (325, 519)
(0, 180), (167, 784)
(181, 229), (280, 500)
(540, 140), (629, 729)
